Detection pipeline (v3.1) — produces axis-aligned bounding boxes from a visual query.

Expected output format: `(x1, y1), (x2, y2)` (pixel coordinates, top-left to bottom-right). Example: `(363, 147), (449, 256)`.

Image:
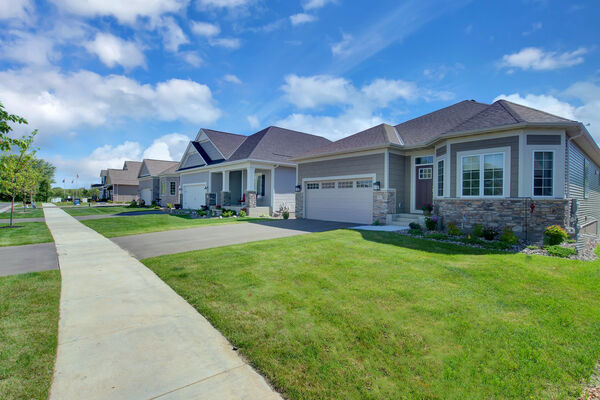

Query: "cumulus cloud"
(1, 31), (58, 66)
(290, 13), (317, 26)
(209, 37), (241, 49)
(49, 0), (189, 23)
(282, 74), (354, 108)
(190, 21), (220, 37)
(331, 33), (353, 57)
(159, 17), (189, 52)
(302, 0), (335, 10)
(0, 0), (34, 23)
(247, 115), (259, 128)
(142, 133), (191, 160)
(0, 68), (221, 138)
(181, 51), (203, 67)
(223, 74), (242, 84)
(197, 0), (250, 9)
(500, 47), (587, 71)
(84, 33), (146, 69)
(276, 112), (384, 141)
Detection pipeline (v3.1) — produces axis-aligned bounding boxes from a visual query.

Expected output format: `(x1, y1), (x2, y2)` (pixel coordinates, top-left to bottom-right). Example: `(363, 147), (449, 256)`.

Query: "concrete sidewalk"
(43, 203), (280, 400)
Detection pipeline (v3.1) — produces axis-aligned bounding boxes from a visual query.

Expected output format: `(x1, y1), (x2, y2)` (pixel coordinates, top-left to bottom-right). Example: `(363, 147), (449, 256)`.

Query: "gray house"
(158, 164), (181, 207)
(104, 161), (142, 203)
(177, 126), (330, 216)
(293, 99), (600, 241)
(137, 159), (179, 205)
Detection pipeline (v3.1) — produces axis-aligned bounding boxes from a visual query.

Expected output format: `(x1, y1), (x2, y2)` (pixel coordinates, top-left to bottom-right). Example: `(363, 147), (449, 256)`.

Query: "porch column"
(220, 170), (231, 206)
(222, 171), (230, 192)
(245, 167), (256, 208)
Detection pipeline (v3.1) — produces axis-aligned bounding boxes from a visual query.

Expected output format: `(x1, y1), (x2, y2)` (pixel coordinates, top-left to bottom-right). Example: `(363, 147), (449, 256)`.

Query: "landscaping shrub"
(408, 222), (421, 230)
(407, 228), (423, 235)
(421, 203), (433, 215)
(239, 210), (247, 218)
(426, 233), (448, 240)
(472, 224), (483, 238)
(282, 210), (290, 220)
(373, 219), (381, 226)
(447, 221), (461, 236)
(198, 210), (207, 216)
(166, 203), (173, 209)
(425, 215), (438, 231)
(127, 200), (137, 208)
(544, 225), (568, 245)
(545, 245), (576, 258)
(482, 226), (499, 241)
(500, 226), (518, 245)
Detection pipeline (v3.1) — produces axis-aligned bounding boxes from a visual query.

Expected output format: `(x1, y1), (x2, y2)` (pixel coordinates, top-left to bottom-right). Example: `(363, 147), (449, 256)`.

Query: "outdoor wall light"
(295, 185), (302, 192)
(373, 181), (381, 191)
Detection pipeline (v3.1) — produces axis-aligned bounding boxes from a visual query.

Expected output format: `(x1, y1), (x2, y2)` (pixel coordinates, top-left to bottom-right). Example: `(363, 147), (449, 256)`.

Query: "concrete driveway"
(112, 219), (352, 259)
(0, 242), (59, 276)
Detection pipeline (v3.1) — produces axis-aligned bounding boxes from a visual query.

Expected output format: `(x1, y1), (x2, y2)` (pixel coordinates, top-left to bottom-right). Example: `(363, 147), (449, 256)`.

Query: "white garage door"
(305, 179), (373, 224)
(183, 183), (207, 210)
(140, 189), (152, 205)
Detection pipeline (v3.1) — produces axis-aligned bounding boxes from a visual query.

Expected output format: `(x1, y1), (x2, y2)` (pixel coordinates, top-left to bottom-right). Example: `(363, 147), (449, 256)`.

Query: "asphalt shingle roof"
(139, 159), (179, 177)
(202, 129), (246, 159)
(107, 161), (141, 185)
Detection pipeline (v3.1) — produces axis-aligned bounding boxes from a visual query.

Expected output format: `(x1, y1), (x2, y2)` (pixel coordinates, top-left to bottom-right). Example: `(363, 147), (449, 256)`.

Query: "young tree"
(0, 101), (28, 153)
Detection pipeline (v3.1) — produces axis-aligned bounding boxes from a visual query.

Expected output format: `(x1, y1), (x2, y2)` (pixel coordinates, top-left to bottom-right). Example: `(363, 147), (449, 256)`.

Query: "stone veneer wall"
(245, 191), (257, 208)
(373, 190), (396, 224)
(295, 192), (304, 218)
(435, 198), (573, 243)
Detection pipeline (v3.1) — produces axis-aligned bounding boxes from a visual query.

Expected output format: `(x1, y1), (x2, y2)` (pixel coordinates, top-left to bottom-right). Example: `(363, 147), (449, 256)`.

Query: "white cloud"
(0, 68), (221, 139)
(0, 0), (34, 23)
(500, 47), (587, 71)
(522, 22), (542, 36)
(331, 33), (353, 57)
(209, 37), (241, 49)
(290, 13), (317, 26)
(276, 111), (384, 141)
(247, 114), (259, 128)
(190, 21), (220, 37)
(223, 74), (242, 84)
(282, 74), (354, 109)
(142, 133), (190, 160)
(197, 0), (250, 9)
(49, 0), (188, 23)
(84, 33), (146, 69)
(1, 31), (58, 66)
(181, 51), (203, 67)
(302, 0), (335, 10)
(159, 17), (189, 52)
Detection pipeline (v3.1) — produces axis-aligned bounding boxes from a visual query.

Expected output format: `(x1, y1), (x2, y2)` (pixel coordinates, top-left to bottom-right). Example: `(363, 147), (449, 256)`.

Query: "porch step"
(390, 213), (425, 226)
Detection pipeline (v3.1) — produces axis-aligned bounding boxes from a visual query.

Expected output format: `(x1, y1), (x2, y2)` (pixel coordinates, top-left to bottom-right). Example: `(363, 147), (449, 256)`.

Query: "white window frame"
(170, 181), (176, 196)
(531, 150), (555, 198)
(418, 167), (433, 180)
(161, 181), (166, 195)
(457, 147), (510, 198)
(415, 156), (434, 165)
(436, 159), (445, 197)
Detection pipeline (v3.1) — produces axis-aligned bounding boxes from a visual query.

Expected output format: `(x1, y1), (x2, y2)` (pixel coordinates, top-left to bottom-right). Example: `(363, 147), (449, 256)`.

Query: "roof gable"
(201, 129), (246, 159)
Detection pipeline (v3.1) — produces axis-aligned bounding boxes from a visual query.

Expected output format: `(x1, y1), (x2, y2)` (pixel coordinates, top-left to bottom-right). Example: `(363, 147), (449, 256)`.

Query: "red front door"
(415, 164), (433, 211)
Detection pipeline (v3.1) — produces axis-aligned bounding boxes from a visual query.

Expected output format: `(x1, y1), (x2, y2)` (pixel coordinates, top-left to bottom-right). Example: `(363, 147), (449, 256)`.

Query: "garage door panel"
(183, 184), (207, 210)
(306, 181), (373, 224)
(141, 189), (152, 205)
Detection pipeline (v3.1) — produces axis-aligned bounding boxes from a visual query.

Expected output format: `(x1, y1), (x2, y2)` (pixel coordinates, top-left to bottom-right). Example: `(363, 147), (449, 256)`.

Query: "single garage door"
(140, 189), (152, 205)
(305, 179), (373, 224)
(182, 183), (207, 210)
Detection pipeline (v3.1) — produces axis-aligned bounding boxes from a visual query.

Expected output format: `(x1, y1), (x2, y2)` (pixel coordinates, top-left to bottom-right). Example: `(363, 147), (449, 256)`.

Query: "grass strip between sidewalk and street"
(0, 222), (53, 247)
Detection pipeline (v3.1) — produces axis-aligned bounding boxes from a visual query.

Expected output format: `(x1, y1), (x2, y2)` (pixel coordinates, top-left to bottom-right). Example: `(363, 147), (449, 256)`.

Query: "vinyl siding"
(113, 184), (138, 202)
(159, 176), (180, 206)
(450, 136), (519, 197)
(138, 177), (160, 202)
(527, 134), (561, 145)
(568, 141), (600, 234)
(273, 166), (296, 212)
(200, 141), (223, 161)
(389, 153), (409, 213)
(182, 151), (205, 169)
(298, 153), (385, 184)
(436, 145), (447, 157)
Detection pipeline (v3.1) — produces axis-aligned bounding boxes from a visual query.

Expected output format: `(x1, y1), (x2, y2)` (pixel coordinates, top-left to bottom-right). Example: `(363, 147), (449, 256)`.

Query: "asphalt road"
(112, 219), (352, 259)
(0, 210), (166, 224)
(0, 242), (59, 276)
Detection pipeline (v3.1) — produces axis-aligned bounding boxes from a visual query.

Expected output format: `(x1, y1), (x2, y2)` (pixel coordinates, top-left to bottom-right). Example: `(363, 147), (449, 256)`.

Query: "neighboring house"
(293, 99), (600, 241)
(177, 126), (331, 216)
(137, 159), (179, 205)
(105, 161), (142, 202)
(158, 164), (181, 207)
(99, 169), (108, 200)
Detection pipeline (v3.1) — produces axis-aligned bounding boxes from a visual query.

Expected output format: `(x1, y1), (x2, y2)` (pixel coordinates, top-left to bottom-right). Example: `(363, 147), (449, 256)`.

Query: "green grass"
(62, 206), (149, 217)
(0, 270), (60, 400)
(144, 230), (600, 400)
(0, 207), (44, 219)
(0, 222), (53, 247)
(82, 214), (269, 237)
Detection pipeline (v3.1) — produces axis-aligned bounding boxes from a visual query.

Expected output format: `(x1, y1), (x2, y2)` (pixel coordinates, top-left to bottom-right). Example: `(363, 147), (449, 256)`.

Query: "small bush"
(166, 203), (173, 209)
(544, 225), (568, 245)
(526, 245), (539, 250)
(447, 221), (461, 236)
(216, 205), (222, 209)
(282, 210), (290, 220)
(198, 210), (207, 216)
(373, 219), (381, 226)
(472, 224), (483, 238)
(425, 215), (438, 231)
(239, 210), (246, 218)
(500, 226), (518, 245)
(427, 233), (449, 241)
(482, 226), (499, 241)
(545, 245), (576, 258)
(222, 210), (234, 217)
(408, 222), (422, 230)
(408, 228), (423, 235)
(127, 200), (137, 208)
(421, 203), (433, 215)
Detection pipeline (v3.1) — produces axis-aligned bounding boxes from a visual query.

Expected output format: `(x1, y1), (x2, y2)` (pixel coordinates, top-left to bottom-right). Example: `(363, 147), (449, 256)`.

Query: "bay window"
(533, 151), (553, 197)
(461, 153), (505, 197)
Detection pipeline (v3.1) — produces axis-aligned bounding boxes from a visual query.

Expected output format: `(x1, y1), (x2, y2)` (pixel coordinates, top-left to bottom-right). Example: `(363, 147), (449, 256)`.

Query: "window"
(584, 159), (590, 198)
(307, 183), (319, 190)
(418, 168), (432, 179)
(415, 156), (433, 165)
(437, 160), (444, 197)
(461, 153), (505, 197)
(356, 180), (372, 188)
(338, 181), (353, 189)
(161, 181), (166, 195)
(255, 173), (266, 196)
(321, 182), (335, 189)
(533, 151), (553, 197)
(170, 182), (176, 196)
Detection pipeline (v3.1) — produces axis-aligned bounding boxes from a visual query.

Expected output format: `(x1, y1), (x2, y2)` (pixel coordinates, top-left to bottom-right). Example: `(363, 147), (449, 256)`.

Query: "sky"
(0, 0), (599, 186)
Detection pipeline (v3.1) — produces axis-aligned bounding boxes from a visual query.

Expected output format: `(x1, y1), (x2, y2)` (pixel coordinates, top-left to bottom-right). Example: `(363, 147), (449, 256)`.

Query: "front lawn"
(82, 214), (268, 237)
(0, 207), (44, 219)
(144, 230), (600, 399)
(0, 222), (53, 247)
(62, 206), (150, 217)
(0, 270), (60, 399)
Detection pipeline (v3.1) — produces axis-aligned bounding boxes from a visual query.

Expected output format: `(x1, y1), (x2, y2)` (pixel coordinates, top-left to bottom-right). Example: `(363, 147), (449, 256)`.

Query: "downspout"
(566, 127), (585, 233)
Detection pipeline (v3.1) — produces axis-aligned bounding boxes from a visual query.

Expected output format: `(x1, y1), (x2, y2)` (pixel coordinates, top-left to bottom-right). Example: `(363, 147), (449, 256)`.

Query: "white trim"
(410, 154), (434, 213)
(297, 149), (387, 163)
(393, 126), (404, 145)
(384, 150), (389, 189)
(456, 147), (511, 198)
(270, 167), (275, 209)
(434, 157), (447, 198)
(531, 149), (556, 198)
(196, 129), (227, 160)
(301, 173), (376, 217)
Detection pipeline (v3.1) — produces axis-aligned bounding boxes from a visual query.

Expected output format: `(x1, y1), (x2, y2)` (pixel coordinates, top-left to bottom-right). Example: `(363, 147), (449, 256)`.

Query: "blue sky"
(0, 0), (599, 186)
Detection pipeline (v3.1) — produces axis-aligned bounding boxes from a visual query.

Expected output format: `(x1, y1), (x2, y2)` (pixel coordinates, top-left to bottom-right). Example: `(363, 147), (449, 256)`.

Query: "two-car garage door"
(305, 178), (373, 224)
(182, 183), (207, 210)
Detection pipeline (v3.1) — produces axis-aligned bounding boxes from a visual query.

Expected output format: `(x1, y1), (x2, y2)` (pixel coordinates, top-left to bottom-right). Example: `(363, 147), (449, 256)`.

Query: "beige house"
(137, 159), (179, 205)
(105, 161), (142, 202)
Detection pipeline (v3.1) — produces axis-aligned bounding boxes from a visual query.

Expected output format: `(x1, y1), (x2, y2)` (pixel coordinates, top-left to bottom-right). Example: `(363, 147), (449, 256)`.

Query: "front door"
(415, 164), (433, 211)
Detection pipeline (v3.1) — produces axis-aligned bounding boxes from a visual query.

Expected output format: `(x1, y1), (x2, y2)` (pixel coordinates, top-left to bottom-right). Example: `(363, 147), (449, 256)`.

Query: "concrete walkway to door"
(43, 204), (281, 400)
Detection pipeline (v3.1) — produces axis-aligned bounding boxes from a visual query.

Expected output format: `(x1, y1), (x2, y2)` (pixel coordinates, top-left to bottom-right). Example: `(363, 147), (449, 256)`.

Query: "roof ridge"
(437, 103), (491, 134)
(498, 99), (573, 122)
(395, 100), (489, 128)
(495, 100), (524, 123)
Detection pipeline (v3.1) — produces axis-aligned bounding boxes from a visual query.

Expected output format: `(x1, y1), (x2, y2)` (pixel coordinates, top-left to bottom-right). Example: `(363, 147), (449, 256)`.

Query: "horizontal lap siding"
(180, 171), (209, 208)
(389, 153), (409, 213)
(450, 136), (519, 197)
(568, 141), (600, 233)
(274, 167), (296, 212)
(298, 153), (385, 183)
(159, 176), (180, 207)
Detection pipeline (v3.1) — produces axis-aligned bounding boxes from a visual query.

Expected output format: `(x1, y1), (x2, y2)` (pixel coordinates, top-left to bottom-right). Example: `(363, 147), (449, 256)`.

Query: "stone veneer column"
(245, 191), (257, 208)
(373, 189), (396, 224)
(295, 191), (304, 218)
(219, 191), (231, 207)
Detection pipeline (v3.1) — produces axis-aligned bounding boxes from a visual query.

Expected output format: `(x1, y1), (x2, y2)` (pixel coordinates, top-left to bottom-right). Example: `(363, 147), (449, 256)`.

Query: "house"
(137, 159), (180, 205)
(99, 169), (108, 200)
(104, 161), (142, 202)
(158, 164), (181, 207)
(293, 99), (600, 241)
(177, 126), (331, 216)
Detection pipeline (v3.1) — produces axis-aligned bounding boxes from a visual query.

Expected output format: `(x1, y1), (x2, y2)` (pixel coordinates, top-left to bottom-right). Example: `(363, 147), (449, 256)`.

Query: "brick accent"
(219, 191), (231, 207)
(245, 191), (257, 208)
(373, 189), (396, 224)
(295, 191), (304, 218)
(435, 198), (573, 243)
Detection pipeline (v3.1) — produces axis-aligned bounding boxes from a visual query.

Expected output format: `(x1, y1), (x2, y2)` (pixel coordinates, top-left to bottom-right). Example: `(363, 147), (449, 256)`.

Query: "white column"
(247, 167), (255, 191)
(222, 170), (230, 191)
